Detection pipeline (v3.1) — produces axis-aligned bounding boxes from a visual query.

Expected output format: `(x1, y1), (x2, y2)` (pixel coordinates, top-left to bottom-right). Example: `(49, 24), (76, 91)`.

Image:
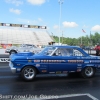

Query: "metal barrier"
(84, 49), (96, 55)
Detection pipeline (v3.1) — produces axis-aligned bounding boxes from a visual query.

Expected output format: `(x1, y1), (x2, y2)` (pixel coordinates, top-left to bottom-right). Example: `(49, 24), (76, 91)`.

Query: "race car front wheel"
(81, 67), (96, 78)
(21, 66), (36, 81)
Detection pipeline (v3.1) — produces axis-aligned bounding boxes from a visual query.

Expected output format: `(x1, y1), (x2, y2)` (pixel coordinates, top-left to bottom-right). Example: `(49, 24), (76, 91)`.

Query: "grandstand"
(0, 28), (53, 45)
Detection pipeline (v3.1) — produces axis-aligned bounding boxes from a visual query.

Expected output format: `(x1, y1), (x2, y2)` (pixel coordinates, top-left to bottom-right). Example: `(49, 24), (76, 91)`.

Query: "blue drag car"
(9, 46), (100, 81)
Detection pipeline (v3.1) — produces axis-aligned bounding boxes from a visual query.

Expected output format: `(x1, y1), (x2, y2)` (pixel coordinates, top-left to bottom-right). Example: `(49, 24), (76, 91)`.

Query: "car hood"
(10, 52), (34, 61)
(9, 52), (47, 61)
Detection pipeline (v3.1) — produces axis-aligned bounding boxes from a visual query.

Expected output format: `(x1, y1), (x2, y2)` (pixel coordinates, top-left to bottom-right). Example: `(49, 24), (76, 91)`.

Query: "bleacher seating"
(0, 28), (53, 45)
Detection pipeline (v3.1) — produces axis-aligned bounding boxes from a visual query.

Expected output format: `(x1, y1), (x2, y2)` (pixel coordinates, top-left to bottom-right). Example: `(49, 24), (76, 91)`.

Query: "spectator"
(94, 43), (100, 56)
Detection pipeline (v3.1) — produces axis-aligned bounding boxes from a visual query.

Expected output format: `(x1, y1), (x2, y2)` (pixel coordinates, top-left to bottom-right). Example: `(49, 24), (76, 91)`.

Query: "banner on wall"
(0, 58), (10, 62)
(0, 23), (47, 29)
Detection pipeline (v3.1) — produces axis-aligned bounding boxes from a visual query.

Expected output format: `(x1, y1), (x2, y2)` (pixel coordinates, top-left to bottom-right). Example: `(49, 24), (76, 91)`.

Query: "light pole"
(62, 31), (63, 44)
(58, 0), (64, 45)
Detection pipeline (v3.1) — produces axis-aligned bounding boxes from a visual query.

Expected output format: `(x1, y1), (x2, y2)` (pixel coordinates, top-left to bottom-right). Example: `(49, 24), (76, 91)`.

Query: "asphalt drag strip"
(0, 57), (100, 100)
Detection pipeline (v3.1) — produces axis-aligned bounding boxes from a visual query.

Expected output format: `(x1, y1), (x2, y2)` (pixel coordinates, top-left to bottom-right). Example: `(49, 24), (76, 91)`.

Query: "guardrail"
(84, 49), (96, 55)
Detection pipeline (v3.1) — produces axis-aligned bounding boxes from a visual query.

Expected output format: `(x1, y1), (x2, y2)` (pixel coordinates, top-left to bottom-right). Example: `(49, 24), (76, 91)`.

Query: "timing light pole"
(58, 0), (64, 45)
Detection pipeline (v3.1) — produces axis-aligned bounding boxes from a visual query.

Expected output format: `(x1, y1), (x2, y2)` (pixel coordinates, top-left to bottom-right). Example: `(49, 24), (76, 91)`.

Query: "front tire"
(21, 67), (36, 81)
(81, 67), (96, 78)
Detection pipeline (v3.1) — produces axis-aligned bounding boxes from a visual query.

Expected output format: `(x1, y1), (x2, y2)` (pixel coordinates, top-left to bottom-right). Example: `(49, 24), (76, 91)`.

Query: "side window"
(53, 48), (73, 56)
(53, 49), (61, 56)
(73, 49), (84, 56)
(65, 49), (73, 56)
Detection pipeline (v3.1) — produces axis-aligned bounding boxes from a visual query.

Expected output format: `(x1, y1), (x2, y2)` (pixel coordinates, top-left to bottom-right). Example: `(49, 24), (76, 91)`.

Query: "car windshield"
(38, 46), (56, 56)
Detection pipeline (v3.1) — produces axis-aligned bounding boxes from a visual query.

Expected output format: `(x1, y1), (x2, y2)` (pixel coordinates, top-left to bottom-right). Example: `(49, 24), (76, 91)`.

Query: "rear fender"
(83, 65), (96, 70)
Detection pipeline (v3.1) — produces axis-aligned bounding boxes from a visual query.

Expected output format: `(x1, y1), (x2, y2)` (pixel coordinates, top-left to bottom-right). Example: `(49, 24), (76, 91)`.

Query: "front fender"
(21, 64), (40, 74)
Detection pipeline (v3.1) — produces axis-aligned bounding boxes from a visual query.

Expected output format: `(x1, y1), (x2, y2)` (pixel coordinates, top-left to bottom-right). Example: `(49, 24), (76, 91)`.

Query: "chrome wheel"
(21, 67), (36, 81)
(81, 67), (96, 78)
(24, 68), (35, 79)
(85, 67), (94, 77)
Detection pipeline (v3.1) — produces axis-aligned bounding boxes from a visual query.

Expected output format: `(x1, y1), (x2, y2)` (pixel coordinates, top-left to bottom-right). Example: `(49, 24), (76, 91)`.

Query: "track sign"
(0, 58), (10, 62)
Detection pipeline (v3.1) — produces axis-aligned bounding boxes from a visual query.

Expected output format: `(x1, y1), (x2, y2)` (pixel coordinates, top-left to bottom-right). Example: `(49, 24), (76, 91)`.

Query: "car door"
(63, 48), (84, 72)
(48, 48), (78, 73)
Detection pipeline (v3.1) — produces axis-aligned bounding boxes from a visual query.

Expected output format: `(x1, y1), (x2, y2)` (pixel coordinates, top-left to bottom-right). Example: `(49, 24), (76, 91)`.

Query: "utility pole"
(62, 31), (63, 44)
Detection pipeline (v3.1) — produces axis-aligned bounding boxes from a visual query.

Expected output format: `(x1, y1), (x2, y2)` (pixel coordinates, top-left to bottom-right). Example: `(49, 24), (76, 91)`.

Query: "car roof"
(47, 45), (80, 49)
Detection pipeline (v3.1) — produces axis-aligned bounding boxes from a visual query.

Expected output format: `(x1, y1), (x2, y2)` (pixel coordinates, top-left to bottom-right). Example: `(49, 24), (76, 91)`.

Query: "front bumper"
(9, 61), (16, 73)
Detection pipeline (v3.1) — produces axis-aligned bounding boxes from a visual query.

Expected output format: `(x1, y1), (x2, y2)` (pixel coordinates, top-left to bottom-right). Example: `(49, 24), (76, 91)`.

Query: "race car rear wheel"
(81, 67), (96, 78)
(21, 66), (36, 81)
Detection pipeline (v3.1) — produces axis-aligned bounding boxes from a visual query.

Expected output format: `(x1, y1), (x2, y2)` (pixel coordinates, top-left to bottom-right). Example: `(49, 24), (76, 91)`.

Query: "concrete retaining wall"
(0, 49), (8, 54)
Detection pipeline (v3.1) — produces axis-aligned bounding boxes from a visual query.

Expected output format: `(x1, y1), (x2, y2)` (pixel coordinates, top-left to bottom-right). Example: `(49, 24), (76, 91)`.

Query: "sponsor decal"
(77, 64), (82, 66)
(62, 60), (66, 62)
(49, 72), (55, 74)
(63, 71), (68, 74)
(90, 60), (100, 63)
(41, 60), (44, 63)
(36, 64), (40, 67)
(17, 64), (20, 66)
(77, 69), (81, 72)
(28, 60), (32, 62)
(44, 60), (47, 63)
(34, 60), (40, 63)
(42, 70), (47, 72)
(56, 71), (61, 74)
(68, 60), (83, 63)
(49, 60), (51, 63)
(40, 60), (66, 63)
